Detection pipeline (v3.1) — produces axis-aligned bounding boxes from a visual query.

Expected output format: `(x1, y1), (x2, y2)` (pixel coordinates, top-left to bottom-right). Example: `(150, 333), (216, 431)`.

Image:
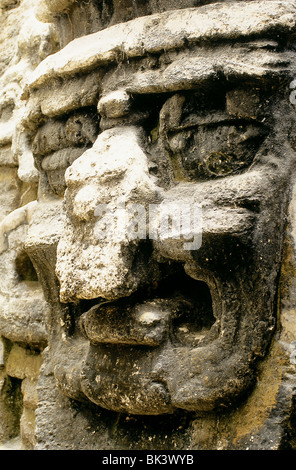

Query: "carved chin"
(77, 339), (255, 415)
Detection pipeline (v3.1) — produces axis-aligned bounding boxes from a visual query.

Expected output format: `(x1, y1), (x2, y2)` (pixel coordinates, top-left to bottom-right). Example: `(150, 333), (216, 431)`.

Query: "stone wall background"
(0, 0), (58, 449)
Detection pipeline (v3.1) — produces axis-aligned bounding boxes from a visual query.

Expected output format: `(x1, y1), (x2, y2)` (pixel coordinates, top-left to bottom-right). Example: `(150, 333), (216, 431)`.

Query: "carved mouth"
(75, 267), (221, 414)
(77, 267), (217, 348)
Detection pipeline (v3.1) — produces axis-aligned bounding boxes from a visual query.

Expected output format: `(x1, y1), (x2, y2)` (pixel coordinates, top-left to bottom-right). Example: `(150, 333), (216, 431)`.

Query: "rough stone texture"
(1, 0), (296, 451)
(0, 0), (56, 449)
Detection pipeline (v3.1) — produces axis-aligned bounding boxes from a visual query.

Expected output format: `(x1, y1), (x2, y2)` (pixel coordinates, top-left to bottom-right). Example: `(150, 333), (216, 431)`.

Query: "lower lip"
(80, 369), (173, 415)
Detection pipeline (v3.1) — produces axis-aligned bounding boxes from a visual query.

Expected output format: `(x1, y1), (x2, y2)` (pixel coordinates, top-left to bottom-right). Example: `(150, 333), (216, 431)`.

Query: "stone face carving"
(1, 0), (296, 450)
(22, 0), (296, 421)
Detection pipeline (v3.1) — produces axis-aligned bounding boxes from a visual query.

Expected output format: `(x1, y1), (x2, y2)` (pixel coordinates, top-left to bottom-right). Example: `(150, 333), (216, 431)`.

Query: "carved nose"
(56, 126), (162, 303)
(79, 301), (170, 346)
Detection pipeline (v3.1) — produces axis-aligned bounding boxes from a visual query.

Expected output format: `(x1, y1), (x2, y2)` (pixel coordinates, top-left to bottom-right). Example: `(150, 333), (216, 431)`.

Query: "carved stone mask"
(23, 1), (296, 414)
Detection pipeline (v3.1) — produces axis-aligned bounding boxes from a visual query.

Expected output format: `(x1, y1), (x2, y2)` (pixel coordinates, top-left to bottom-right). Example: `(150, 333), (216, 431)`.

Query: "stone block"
(21, 378), (38, 411)
(6, 344), (43, 381)
(20, 407), (35, 450)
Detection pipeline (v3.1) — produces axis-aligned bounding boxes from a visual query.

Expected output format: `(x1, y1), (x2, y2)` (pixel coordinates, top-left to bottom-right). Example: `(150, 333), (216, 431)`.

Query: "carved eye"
(167, 122), (267, 181)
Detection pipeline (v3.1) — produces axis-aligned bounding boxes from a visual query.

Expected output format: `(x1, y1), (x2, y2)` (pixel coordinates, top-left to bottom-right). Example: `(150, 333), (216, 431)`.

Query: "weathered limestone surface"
(0, 0), (56, 449)
(1, 0), (296, 451)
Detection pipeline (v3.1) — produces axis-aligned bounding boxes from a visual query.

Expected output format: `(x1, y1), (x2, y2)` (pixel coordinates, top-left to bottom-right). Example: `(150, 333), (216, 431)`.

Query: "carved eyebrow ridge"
(26, 1), (296, 92)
